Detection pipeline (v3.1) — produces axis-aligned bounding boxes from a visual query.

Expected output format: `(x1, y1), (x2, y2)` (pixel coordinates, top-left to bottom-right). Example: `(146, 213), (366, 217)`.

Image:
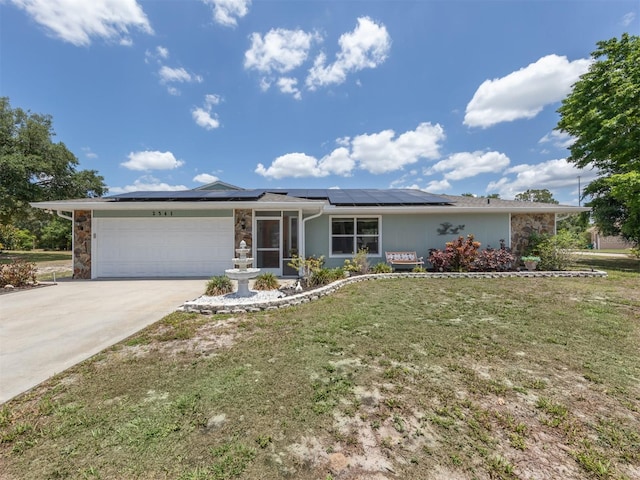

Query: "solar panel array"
(111, 190), (265, 201)
(110, 188), (452, 206)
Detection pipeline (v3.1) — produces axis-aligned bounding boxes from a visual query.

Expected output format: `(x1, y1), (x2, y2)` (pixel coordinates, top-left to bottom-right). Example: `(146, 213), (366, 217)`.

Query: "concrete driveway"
(0, 279), (206, 404)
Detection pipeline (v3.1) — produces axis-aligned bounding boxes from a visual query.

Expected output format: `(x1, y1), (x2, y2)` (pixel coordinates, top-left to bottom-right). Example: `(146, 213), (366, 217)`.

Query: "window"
(330, 217), (380, 256)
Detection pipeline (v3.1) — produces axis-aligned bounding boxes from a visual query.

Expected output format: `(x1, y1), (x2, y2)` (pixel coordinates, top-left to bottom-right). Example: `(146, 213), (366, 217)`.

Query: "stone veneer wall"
(73, 210), (92, 279)
(234, 209), (253, 249)
(510, 213), (555, 255)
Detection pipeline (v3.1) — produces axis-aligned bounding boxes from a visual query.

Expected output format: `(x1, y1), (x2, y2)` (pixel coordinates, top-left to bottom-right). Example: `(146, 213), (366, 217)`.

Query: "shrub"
(343, 248), (369, 274)
(428, 235), (481, 272)
(0, 224), (35, 251)
(39, 218), (72, 250)
(309, 267), (344, 287)
(205, 275), (233, 296)
(0, 260), (38, 287)
(412, 266), (427, 273)
(371, 262), (393, 273)
(473, 240), (516, 272)
(288, 255), (325, 284)
(428, 248), (453, 271)
(527, 231), (579, 271)
(253, 272), (279, 290)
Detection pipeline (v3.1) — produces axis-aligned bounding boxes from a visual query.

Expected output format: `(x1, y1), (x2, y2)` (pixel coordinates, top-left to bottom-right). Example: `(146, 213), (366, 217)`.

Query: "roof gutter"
(321, 205), (591, 215)
(30, 200), (327, 213)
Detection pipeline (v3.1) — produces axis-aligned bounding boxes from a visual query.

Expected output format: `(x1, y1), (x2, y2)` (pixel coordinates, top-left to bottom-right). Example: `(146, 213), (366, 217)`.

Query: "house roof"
(30, 182), (590, 214)
(108, 188), (453, 206)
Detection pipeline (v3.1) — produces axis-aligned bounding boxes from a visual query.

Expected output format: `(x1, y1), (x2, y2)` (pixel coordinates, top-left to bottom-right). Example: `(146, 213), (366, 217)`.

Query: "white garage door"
(94, 217), (233, 277)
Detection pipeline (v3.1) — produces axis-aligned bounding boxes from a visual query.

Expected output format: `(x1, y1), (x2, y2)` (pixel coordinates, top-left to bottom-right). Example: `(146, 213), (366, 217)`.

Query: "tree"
(0, 97), (107, 225)
(556, 34), (640, 246)
(460, 193), (501, 199)
(514, 189), (558, 204)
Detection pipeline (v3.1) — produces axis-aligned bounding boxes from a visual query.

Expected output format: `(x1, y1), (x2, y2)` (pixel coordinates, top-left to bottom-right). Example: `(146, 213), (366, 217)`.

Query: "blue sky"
(2, 0), (638, 204)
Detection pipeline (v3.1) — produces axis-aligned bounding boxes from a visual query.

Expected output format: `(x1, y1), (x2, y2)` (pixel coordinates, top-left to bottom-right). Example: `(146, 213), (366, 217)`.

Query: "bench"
(385, 251), (424, 271)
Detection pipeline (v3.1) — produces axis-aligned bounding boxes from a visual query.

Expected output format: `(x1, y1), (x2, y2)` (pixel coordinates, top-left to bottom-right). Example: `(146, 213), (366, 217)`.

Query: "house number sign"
(152, 211), (174, 216)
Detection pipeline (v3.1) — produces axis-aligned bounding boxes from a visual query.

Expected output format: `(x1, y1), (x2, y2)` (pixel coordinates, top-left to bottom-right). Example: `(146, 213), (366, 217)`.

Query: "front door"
(255, 218), (281, 275)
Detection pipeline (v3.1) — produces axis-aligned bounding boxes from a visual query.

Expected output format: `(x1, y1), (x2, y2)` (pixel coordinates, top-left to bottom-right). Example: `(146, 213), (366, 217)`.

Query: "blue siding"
(306, 213), (510, 269)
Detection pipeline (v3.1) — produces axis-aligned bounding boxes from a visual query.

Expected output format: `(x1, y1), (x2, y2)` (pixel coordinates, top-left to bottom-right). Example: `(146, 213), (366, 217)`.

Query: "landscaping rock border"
(180, 269), (608, 315)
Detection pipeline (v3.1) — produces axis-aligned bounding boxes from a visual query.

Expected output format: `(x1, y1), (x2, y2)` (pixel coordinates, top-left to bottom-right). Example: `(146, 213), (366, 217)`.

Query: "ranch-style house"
(31, 181), (589, 279)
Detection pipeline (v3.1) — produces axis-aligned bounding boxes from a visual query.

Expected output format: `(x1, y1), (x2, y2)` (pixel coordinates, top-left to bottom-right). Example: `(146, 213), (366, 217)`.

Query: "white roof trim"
(30, 200), (588, 215)
(30, 200), (326, 213)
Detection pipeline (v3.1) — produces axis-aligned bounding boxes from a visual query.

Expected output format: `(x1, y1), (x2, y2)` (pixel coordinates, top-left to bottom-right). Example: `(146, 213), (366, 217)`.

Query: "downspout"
(56, 210), (73, 221)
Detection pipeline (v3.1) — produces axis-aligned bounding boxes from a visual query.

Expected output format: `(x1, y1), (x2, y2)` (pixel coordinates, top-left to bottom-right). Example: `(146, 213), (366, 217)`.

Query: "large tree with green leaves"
(514, 189), (558, 204)
(0, 97), (107, 225)
(556, 33), (640, 247)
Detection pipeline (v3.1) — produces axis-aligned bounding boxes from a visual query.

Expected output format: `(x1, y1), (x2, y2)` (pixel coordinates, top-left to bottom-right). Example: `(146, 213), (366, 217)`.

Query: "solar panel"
(110, 189), (266, 201)
(108, 187), (451, 205)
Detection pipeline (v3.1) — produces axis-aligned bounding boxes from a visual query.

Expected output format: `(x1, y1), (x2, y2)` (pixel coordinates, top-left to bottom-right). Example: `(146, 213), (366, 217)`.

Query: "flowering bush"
(429, 235), (481, 272)
(473, 240), (515, 272)
(428, 237), (515, 272)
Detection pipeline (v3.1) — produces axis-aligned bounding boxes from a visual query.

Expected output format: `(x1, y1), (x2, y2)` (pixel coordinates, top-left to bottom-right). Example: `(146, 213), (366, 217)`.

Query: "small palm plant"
(205, 275), (233, 296)
(253, 272), (279, 290)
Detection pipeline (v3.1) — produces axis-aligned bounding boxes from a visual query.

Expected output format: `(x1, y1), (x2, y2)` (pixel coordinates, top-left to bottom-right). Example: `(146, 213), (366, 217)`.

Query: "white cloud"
(245, 28), (319, 74)
(158, 65), (203, 95)
(428, 151), (510, 180)
(145, 45), (169, 64)
(159, 66), (202, 84)
(192, 108), (220, 130)
(276, 77), (301, 100)
(306, 16), (390, 90)
(539, 130), (574, 149)
(81, 147), (98, 159)
(255, 122), (445, 179)
(109, 175), (188, 193)
(486, 158), (599, 199)
(351, 122), (444, 174)
(121, 150), (185, 171)
(201, 0), (250, 27)
(192, 94), (222, 130)
(193, 173), (220, 183)
(156, 45), (169, 59)
(464, 54), (591, 128)
(318, 147), (355, 176)
(425, 179), (452, 192)
(10, 0), (153, 46)
(256, 153), (323, 179)
(622, 12), (636, 26)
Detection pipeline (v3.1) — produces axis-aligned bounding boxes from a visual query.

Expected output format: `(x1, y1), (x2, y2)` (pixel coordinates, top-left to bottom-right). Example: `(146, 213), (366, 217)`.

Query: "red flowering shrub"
(473, 240), (516, 271)
(428, 237), (515, 272)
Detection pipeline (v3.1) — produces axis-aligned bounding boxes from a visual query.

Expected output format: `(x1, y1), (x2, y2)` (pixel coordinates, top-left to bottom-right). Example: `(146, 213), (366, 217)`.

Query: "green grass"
(1, 260), (639, 479)
(0, 250), (73, 281)
(0, 250), (72, 264)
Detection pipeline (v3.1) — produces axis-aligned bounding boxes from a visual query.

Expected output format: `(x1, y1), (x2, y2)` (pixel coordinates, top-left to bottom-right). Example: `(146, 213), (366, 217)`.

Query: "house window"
(330, 217), (380, 256)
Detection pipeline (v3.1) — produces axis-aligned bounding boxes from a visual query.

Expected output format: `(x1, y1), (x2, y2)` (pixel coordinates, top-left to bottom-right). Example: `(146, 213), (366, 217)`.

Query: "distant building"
(589, 228), (633, 250)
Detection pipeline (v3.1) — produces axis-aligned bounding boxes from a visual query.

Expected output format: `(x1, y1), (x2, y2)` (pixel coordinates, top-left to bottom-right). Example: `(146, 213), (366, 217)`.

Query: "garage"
(93, 217), (233, 278)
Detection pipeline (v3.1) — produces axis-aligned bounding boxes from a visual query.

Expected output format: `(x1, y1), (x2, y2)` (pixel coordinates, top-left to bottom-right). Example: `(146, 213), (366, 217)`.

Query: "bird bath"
(225, 240), (260, 297)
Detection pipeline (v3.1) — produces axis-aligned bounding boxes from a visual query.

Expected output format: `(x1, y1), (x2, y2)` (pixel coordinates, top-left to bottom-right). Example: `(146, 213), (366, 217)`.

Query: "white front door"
(255, 218), (281, 275)
(93, 217), (233, 278)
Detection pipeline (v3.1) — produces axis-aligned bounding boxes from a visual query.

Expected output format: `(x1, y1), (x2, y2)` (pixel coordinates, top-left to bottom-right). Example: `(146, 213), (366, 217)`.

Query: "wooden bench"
(385, 251), (424, 271)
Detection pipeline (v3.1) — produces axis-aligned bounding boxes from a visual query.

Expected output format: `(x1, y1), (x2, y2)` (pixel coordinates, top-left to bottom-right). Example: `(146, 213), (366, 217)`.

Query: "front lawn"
(1, 263), (638, 479)
(0, 250), (72, 282)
